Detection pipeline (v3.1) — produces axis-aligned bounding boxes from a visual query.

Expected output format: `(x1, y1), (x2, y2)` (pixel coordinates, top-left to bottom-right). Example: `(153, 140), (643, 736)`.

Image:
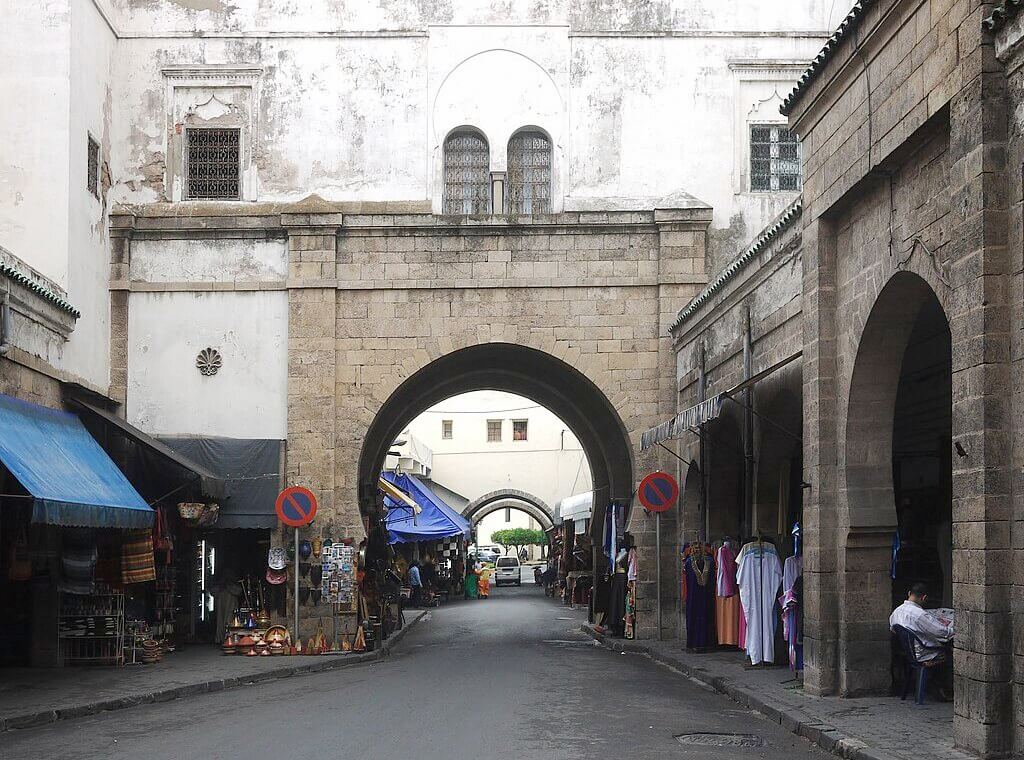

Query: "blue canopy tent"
(382, 471), (470, 544)
(0, 393), (153, 529)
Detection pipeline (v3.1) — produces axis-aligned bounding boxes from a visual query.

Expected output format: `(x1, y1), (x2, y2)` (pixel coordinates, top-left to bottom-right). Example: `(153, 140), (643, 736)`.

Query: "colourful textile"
(716, 593), (741, 646)
(683, 550), (716, 649)
(121, 530), (156, 584)
(465, 572), (479, 599)
(716, 543), (739, 597)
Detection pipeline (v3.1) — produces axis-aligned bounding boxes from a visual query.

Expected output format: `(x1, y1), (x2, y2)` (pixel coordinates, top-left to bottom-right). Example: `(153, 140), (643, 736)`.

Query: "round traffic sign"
(276, 486), (318, 527)
(638, 471), (678, 513)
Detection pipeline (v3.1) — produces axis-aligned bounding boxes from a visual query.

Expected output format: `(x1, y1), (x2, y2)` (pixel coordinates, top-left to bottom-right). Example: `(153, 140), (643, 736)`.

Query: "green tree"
(490, 527), (546, 557)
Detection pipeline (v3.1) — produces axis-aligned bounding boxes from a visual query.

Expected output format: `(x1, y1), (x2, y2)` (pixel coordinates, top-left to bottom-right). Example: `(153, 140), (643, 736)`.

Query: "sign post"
(276, 486), (318, 646)
(638, 471), (678, 640)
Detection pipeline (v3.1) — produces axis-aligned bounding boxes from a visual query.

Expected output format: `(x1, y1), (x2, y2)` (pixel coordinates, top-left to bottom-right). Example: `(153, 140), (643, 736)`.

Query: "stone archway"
(357, 343), (635, 530)
(840, 270), (951, 695)
(463, 489), (554, 530)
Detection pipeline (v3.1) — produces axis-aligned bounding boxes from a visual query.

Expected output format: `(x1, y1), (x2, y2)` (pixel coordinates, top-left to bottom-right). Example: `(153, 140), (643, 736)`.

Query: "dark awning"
(641, 351), (802, 451)
(0, 393), (153, 528)
(72, 399), (227, 501)
(158, 437), (282, 530)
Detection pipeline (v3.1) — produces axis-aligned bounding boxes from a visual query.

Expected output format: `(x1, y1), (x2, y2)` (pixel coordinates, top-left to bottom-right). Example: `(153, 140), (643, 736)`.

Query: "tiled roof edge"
(0, 262), (81, 318)
(780, 1), (877, 117)
(983, 0), (1024, 33)
(670, 198), (803, 332)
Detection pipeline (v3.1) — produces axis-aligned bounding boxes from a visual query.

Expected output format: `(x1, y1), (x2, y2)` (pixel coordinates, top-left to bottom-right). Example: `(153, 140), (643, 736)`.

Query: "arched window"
(443, 130), (490, 215)
(507, 130), (551, 214)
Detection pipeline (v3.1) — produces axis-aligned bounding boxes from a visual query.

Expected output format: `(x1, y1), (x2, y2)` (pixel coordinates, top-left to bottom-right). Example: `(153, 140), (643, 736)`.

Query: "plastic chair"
(892, 624), (945, 704)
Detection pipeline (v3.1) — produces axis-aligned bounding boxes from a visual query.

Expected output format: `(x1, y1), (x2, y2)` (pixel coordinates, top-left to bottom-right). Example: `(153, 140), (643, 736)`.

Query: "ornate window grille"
(750, 124), (800, 192)
(185, 128), (241, 200)
(442, 419), (453, 440)
(507, 130), (551, 214)
(443, 131), (490, 214)
(87, 135), (100, 198)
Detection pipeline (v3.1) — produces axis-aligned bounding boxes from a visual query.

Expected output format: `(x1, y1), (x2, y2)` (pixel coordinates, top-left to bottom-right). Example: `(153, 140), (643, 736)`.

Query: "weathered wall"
(63, 0), (117, 389)
(0, 0), (71, 287)
(789, 0), (1014, 755)
(105, 2), (844, 277)
(126, 290), (288, 438)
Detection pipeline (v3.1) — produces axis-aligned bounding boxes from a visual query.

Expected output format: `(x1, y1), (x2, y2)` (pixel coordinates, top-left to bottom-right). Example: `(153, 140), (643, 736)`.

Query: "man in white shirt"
(890, 583), (953, 699)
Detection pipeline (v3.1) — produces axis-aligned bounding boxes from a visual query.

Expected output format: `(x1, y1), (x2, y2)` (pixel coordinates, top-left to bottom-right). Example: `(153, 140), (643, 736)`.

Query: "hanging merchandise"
(681, 542), (716, 650)
(61, 532), (98, 595)
(736, 537), (783, 666)
(153, 507), (174, 565)
(268, 547), (287, 570)
(122, 529), (156, 584)
(715, 539), (741, 647)
(624, 544), (638, 639)
(321, 543), (356, 606)
(779, 523), (803, 670)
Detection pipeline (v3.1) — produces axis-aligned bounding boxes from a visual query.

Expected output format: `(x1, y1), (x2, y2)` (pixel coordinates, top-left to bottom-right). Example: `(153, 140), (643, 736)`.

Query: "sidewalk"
(583, 625), (969, 760)
(0, 610), (427, 732)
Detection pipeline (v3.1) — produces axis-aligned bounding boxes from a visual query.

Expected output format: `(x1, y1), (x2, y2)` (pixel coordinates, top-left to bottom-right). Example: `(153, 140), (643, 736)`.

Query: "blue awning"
(0, 393), (153, 529)
(382, 472), (470, 544)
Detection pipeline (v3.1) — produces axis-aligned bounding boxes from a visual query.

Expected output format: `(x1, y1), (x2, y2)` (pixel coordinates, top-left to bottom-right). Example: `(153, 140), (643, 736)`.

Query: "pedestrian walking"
(465, 557), (480, 599)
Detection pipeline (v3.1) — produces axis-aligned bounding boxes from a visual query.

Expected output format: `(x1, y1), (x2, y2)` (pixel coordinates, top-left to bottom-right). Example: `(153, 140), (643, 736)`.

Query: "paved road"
(0, 585), (826, 760)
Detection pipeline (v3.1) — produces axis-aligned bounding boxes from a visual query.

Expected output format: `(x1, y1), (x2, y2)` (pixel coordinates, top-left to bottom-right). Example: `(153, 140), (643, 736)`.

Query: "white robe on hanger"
(736, 543), (783, 665)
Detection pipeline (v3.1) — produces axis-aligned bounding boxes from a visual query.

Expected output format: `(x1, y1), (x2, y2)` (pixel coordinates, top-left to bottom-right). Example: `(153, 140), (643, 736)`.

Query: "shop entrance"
(843, 271), (952, 694)
(357, 344), (634, 626)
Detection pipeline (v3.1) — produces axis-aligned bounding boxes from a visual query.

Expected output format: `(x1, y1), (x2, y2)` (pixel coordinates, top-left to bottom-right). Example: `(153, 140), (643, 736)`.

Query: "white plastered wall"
(127, 289), (287, 439)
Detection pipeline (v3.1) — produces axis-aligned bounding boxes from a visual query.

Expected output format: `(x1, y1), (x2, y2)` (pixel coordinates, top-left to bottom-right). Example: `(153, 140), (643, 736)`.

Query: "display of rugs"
(121, 529), (156, 583)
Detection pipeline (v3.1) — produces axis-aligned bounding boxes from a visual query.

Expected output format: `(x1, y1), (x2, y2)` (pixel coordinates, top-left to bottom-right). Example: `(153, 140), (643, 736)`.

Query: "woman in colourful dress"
(465, 560), (480, 599)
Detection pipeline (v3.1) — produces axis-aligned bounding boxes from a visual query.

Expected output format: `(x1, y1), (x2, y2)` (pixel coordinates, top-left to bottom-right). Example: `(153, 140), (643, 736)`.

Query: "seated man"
(890, 582), (953, 698)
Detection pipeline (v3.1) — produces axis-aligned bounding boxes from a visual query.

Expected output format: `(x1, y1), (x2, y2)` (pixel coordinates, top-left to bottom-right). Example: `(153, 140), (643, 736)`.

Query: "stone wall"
(669, 201), (804, 643)
(788, 0), (1014, 755)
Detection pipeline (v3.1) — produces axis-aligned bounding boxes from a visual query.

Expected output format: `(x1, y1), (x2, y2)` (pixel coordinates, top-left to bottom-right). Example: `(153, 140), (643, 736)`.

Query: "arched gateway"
(276, 204), (710, 640)
(463, 489), (554, 531)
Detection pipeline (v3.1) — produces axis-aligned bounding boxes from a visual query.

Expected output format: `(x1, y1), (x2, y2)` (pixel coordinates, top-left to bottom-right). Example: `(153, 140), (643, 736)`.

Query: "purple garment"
(716, 543), (739, 597)
(684, 553), (716, 649)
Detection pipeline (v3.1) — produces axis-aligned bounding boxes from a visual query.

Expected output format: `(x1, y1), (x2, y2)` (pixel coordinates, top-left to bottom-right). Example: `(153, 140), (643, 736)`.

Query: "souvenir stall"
(556, 492), (594, 608)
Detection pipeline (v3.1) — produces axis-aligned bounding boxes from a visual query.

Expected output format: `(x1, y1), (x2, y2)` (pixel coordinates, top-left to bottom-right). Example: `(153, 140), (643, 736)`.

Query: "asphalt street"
(0, 580), (827, 760)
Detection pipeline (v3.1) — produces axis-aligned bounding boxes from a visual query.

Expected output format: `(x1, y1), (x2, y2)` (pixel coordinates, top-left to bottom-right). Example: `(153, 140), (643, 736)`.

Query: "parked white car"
(493, 556), (521, 586)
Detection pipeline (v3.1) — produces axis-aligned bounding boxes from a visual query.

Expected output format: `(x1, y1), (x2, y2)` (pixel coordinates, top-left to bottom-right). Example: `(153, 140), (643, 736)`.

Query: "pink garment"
(716, 543), (739, 597)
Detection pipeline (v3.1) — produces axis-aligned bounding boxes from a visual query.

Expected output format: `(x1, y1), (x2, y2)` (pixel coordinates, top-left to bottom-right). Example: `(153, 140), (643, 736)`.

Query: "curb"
(0, 611), (428, 734)
(581, 624), (900, 760)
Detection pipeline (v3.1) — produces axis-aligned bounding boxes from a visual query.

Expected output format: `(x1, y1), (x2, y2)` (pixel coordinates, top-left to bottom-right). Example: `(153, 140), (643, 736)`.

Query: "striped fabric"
(121, 530), (156, 584)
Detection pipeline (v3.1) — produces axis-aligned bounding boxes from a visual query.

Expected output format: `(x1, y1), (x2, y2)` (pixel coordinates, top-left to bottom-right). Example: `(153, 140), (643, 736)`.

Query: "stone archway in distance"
(463, 489), (555, 531)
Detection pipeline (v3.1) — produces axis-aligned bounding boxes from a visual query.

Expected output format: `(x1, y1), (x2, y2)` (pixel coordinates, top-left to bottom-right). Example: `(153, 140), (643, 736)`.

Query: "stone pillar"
(946, 55), (1014, 757)
(108, 214), (135, 406)
(800, 216), (840, 696)
(283, 217), (340, 531)
(628, 201), (710, 641)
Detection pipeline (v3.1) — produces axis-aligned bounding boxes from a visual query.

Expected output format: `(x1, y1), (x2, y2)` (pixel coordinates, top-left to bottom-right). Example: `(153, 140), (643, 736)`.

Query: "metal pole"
(293, 527), (300, 647)
(655, 510), (662, 640)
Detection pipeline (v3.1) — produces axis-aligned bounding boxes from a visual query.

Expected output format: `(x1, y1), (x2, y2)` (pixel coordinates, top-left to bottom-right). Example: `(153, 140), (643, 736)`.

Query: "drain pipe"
(0, 290), (11, 357)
